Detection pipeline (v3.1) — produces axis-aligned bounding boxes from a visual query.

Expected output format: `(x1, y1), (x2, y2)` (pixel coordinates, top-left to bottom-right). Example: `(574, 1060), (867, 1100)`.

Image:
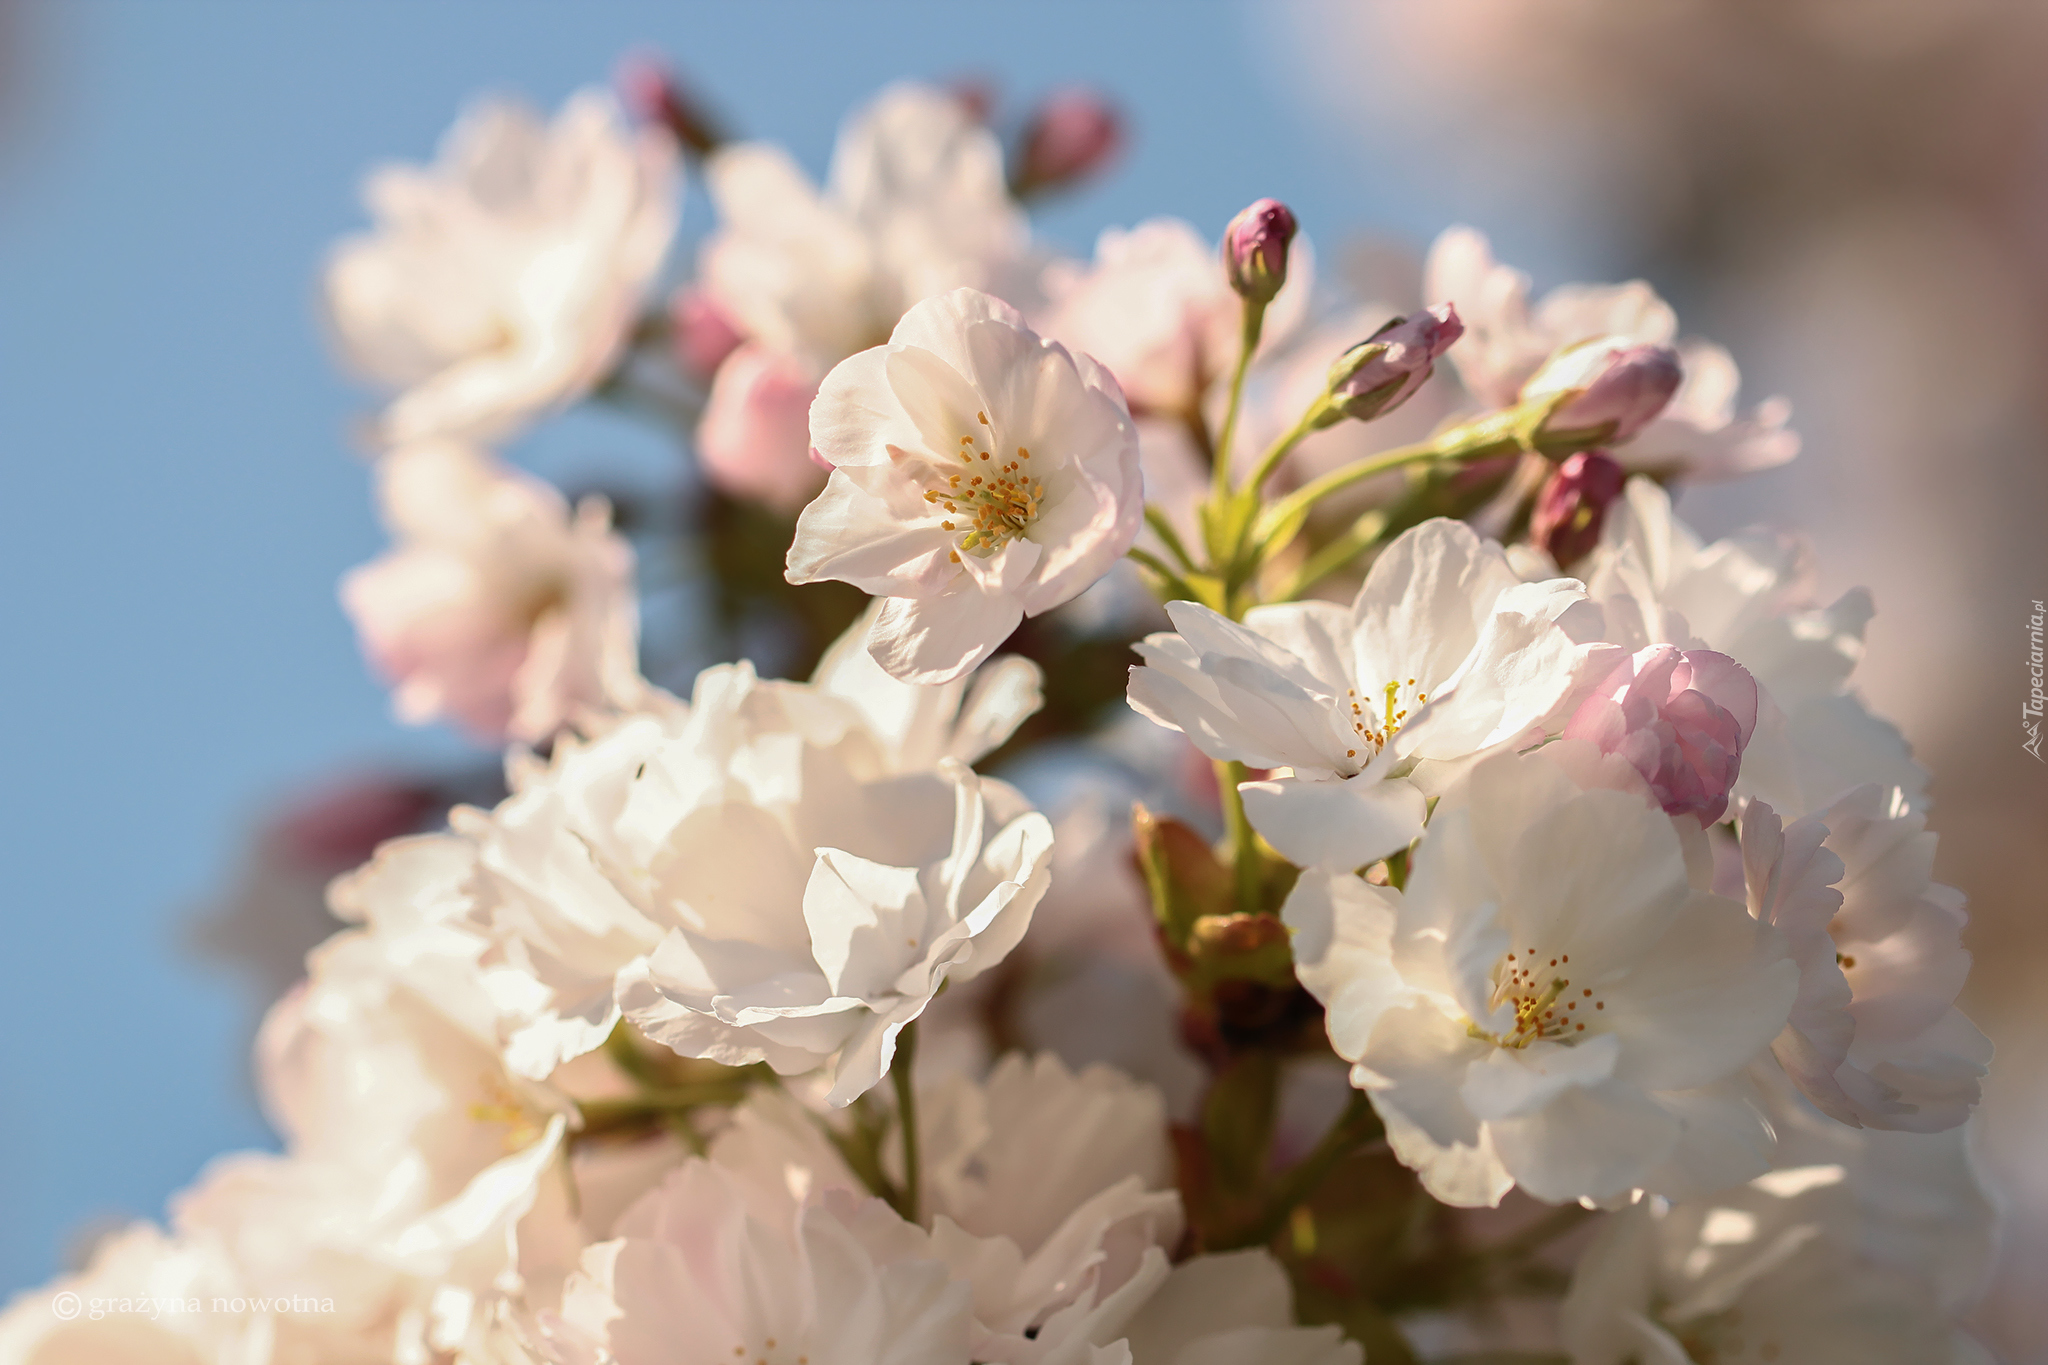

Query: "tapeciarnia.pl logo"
(2026, 598), (2045, 761)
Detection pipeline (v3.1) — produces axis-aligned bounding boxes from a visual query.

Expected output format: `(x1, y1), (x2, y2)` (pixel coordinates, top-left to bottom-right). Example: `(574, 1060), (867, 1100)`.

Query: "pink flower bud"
(273, 775), (443, 871)
(669, 286), (745, 381)
(1524, 338), (1682, 443)
(697, 343), (826, 513)
(1014, 87), (1122, 196)
(1529, 450), (1626, 569)
(1325, 303), (1464, 423)
(614, 51), (723, 155)
(1222, 199), (1297, 305)
(1563, 645), (1759, 825)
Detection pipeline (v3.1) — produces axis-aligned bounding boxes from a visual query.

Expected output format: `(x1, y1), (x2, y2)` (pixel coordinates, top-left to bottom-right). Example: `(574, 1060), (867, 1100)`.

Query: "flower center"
(1337, 677), (1429, 767)
(1470, 949), (1605, 1048)
(922, 410), (1045, 561)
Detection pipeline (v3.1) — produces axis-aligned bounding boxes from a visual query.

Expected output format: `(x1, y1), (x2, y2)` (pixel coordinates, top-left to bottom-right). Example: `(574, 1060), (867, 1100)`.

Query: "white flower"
(712, 1053), (1180, 1364)
(1579, 476), (1926, 816)
(1424, 225), (1797, 479)
(0, 1224), (250, 1365)
(1760, 1071), (1999, 1316)
(1284, 747), (1799, 1207)
(787, 288), (1143, 685)
(451, 647), (1051, 1105)
(554, 1159), (975, 1365)
(1128, 518), (1604, 869)
(1043, 1249), (1361, 1365)
(341, 442), (642, 745)
(1739, 789), (1988, 1132)
(700, 84), (1030, 383)
(1559, 1164), (1953, 1365)
(324, 90), (679, 446)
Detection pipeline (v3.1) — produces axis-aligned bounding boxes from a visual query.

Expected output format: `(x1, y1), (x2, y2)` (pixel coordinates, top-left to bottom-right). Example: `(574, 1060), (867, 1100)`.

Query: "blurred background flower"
(0, 1), (2041, 1358)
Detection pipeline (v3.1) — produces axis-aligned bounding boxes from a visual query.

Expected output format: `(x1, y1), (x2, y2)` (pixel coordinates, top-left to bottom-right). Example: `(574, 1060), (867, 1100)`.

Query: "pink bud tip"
(1017, 87), (1122, 195)
(1223, 199), (1297, 304)
(1528, 340), (1683, 444)
(612, 50), (722, 155)
(1327, 302), (1464, 422)
(669, 286), (746, 381)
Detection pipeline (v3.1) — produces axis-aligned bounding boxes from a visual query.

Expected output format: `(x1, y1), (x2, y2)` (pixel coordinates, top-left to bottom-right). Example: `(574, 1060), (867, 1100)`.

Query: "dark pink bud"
(669, 286), (745, 381)
(1223, 199), (1297, 305)
(1564, 646), (1759, 825)
(1014, 87), (1122, 197)
(1524, 339), (1683, 443)
(614, 51), (724, 155)
(1324, 303), (1464, 424)
(1529, 450), (1627, 568)
(273, 775), (443, 870)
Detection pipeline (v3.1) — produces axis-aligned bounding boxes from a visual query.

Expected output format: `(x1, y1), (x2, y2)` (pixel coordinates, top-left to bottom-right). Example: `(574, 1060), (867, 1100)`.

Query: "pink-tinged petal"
(785, 471), (955, 593)
(868, 590), (1022, 686)
(696, 343), (826, 511)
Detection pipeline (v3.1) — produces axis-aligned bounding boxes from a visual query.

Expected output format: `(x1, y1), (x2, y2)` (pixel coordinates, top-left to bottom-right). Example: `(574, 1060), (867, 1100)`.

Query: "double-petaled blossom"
(1563, 644), (1759, 825)
(452, 631), (1052, 1106)
(1285, 746), (1799, 1207)
(1424, 226), (1798, 479)
(324, 90), (679, 447)
(694, 85), (1031, 500)
(1740, 790), (1989, 1133)
(710, 1054), (1180, 1363)
(553, 1159), (975, 1365)
(340, 441), (642, 745)
(1576, 476), (1926, 817)
(788, 288), (1143, 685)
(1560, 1164), (1958, 1365)
(1128, 518), (1607, 869)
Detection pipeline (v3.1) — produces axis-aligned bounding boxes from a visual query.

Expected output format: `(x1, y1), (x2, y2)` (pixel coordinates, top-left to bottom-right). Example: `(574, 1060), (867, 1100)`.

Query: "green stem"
(1143, 504), (1200, 573)
(1220, 1090), (1384, 1250)
(1244, 400), (1328, 496)
(1213, 304), (1266, 499)
(1277, 507), (1390, 600)
(1216, 759), (1263, 914)
(891, 1020), (923, 1225)
(576, 1081), (756, 1138)
(1127, 545), (1206, 608)
(1254, 412), (1525, 551)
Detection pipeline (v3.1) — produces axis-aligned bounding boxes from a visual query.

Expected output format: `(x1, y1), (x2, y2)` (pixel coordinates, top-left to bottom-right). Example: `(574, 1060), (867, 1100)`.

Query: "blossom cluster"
(2, 67), (1999, 1365)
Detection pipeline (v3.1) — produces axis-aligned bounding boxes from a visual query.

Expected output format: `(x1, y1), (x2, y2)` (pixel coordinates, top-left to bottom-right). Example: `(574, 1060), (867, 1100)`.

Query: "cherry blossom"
(788, 288), (1142, 684)
(324, 90), (679, 446)
(1129, 518), (1606, 868)
(1285, 747), (1798, 1206)
(341, 441), (642, 745)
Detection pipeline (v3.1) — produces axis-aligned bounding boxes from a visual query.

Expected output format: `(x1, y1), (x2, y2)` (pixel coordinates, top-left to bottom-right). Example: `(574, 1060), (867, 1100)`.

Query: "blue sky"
(0, 0), (1567, 1295)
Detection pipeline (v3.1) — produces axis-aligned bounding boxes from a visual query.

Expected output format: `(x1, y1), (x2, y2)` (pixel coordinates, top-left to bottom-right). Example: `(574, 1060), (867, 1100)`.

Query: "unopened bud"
(668, 286), (745, 381)
(1529, 450), (1626, 569)
(1013, 87), (1121, 196)
(614, 52), (725, 156)
(1222, 199), (1297, 305)
(1322, 303), (1464, 425)
(1523, 338), (1682, 444)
